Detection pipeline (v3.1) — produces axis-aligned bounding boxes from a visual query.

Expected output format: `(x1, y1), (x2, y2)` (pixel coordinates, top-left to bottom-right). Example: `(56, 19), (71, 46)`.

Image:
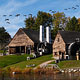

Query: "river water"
(0, 73), (80, 80)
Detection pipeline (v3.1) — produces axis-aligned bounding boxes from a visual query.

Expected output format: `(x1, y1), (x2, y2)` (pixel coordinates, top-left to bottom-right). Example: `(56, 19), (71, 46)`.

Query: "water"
(0, 73), (80, 80)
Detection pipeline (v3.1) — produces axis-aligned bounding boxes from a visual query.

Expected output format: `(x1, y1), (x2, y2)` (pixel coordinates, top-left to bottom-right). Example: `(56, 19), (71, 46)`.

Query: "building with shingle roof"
(53, 30), (80, 60)
(8, 28), (39, 54)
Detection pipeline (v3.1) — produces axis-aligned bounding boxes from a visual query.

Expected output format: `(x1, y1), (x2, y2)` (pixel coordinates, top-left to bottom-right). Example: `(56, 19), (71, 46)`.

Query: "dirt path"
(34, 60), (55, 69)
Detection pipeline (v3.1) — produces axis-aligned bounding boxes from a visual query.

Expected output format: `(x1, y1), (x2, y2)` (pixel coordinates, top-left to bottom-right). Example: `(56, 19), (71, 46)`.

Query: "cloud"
(0, 0), (38, 14)
(0, 0), (38, 37)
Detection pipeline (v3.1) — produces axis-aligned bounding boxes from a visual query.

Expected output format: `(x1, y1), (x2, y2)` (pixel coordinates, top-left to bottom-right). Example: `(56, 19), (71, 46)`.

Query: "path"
(34, 60), (55, 69)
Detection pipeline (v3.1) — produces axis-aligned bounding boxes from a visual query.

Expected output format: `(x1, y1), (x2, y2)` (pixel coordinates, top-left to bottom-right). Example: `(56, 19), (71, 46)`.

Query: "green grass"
(0, 50), (4, 53)
(0, 54), (31, 68)
(50, 61), (55, 64)
(58, 60), (80, 69)
(5, 54), (53, 69)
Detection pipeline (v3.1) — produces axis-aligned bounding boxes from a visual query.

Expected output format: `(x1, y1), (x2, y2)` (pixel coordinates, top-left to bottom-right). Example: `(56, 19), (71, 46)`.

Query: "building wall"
(53, 33), (66, 59)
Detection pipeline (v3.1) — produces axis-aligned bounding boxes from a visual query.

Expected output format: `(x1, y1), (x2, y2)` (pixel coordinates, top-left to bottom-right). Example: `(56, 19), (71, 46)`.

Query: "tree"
(65, 16), (78, 31)
(51, 12), (66, 39)
(0, 27), (11, 49)
(24, 11), (52, 30)
(53, 12), (66, 28)
(25, 16), (35, 29)
(34, 11), (52, 30)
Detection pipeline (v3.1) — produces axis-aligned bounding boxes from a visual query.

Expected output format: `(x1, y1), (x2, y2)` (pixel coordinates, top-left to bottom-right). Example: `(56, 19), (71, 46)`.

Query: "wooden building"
(8, 28), (39, 54)
(53, 30), (80, 60)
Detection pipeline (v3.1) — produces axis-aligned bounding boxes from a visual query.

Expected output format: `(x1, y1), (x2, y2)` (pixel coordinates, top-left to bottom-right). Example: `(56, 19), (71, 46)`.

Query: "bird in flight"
(49, 10), (52, 12)
(15, 14), (20, 17)
(24, 15), (27, 17)
(64, 9), (68, 10)
(6, 22), (10, 24)
(5, 19), (9, 21)
(52, 11), (56, 13)
(76, 5), (79, 7)
(3, 15), (7, 17)
(9, 15), (12, 16)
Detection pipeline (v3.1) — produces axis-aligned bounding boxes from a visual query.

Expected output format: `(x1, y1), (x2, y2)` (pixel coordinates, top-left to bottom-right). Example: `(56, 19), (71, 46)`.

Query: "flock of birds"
(49, 4), (80, 14)
(1, 14), (31, 24)
(64, 5), (79, 10)
(0, 4), (80, 25)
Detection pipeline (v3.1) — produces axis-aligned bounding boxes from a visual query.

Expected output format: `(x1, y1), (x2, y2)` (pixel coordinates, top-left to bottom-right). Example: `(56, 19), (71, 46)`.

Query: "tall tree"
(51, 12), (66, 39)
(65, 16), (78, 31)
(25, 16), (35, 29)
(24, 11), (52, 30)
(0, 27), (11, 49)
(34, 11), (52, 30)
(53, 12), (66, 28)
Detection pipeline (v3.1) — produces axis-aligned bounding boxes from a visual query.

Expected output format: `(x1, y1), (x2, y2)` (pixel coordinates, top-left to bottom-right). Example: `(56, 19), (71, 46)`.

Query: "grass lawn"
(5, 54), (53, 69)
(0, 54), (31, 68)
(49, 61), (55, 64)
(0, 50), (4, 53)
(58, 60), (80, 69)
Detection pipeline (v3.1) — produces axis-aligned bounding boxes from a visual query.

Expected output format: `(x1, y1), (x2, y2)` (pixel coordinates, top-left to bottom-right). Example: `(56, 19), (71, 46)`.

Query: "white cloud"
(0, 0), (38, 37)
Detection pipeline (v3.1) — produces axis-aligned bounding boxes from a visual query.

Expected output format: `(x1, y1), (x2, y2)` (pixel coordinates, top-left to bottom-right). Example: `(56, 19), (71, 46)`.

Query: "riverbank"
(0, 54), (61, 75)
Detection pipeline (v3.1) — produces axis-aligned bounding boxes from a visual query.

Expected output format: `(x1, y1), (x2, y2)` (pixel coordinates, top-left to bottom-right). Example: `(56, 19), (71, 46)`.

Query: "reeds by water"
(3, 66), (60, 75)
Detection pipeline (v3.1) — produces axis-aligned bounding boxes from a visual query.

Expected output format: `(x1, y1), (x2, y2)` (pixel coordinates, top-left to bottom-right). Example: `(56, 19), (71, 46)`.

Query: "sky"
(0, 0), (80, 37)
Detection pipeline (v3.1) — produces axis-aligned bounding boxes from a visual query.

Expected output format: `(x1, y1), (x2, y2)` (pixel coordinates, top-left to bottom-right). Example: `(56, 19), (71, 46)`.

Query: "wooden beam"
(25, 46), (26, 54)
(20, 46), (21, 54)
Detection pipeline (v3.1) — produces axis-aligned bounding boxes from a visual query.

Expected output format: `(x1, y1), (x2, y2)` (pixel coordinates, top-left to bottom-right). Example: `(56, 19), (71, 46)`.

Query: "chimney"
(46, 26), (51, 43)
(39, 25), (44, 42)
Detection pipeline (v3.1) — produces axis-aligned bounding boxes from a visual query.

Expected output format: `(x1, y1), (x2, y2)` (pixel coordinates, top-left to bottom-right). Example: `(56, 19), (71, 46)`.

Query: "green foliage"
(0, 27), (11, 48)
(24, 11), (52, 30)
(53, 12), (66, 28)
(25, 17), (35, 29)
(65, 16), (80, 31)
(51, 12), (66, 39)
(35, 11), (52, 29)
(51, 27), (62, 39)
(0, 50), (6, 53)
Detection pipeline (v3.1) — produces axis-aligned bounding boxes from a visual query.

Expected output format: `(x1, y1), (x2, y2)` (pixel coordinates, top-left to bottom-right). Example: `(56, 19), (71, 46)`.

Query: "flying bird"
(52, 11), (56, 13)
(68, 8), (71, 9)
(64, 9), (68, 10)
(3, 15), (7, 17)
(24, 15), (27, 17)
(74, 8), (77, 9)
(6, 22), (10, 24)
(76, 5), (79, 7)
(15, 14), (20, 17)
(5, 19), (9, 21)
(29, 14), (32, 15)
(72, 7), (77, 10)
(9, 15), (12, 16)
(49, 10), (52, 12)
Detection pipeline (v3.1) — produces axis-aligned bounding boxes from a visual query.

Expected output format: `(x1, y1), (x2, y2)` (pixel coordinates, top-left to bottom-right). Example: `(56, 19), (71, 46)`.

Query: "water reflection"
(1, 73), (80, 80)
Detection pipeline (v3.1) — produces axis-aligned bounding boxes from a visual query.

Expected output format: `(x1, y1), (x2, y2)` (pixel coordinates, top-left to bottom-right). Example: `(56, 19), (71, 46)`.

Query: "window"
(57, 38), (59, 42)
(54, 52), (57, 56)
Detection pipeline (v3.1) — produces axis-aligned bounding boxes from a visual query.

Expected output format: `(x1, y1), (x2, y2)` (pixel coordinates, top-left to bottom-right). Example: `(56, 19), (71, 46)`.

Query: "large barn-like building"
(8, 25), (52, 55)
(53, 30), (80, 60)
(8, 28), (39, 54)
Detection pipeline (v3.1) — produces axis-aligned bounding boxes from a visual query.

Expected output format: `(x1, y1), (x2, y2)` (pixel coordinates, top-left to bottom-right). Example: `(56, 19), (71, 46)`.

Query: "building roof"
(59, 30), (80, 44)
(22, 28), (39, 43)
